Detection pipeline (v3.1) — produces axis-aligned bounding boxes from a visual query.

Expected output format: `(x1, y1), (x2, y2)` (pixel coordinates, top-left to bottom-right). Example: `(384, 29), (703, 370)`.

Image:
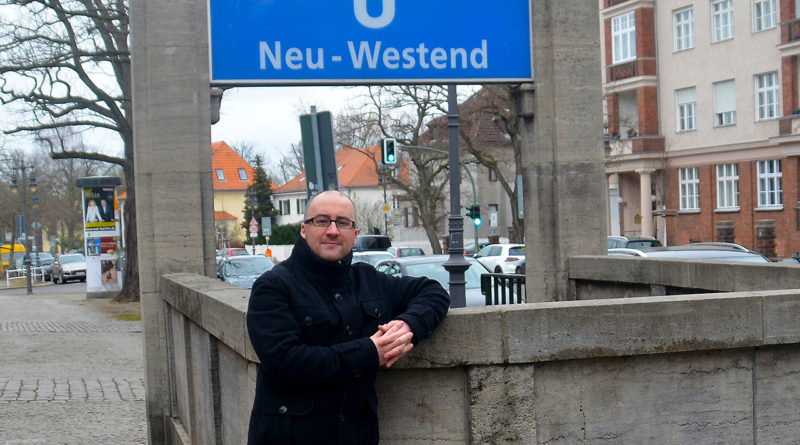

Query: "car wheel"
(494, 266), (503, 273)
(515, 267), (522, 274)
(79, 277), (86, 282)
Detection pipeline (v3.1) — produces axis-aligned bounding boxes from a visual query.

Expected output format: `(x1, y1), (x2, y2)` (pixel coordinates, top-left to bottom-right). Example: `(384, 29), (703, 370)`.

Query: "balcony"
(606, 58), (657, 84)
(778, 113), (800, 137)
(781, 17), (800, 44)
(608, 135), (665, 156)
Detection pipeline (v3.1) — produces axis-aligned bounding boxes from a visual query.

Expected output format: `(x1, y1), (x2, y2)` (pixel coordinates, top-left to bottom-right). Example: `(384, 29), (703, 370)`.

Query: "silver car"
(217, 255), (275, 289)
(51, 253), (87, 284)
(375, 255), (488, 307)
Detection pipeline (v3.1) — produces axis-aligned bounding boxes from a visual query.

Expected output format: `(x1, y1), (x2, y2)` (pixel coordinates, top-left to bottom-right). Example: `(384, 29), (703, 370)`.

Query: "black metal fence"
(481, 273), (526, 305)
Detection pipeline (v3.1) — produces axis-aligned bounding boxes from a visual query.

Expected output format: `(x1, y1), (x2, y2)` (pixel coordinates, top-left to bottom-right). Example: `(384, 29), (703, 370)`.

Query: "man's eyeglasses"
(303, 215), (357, 230)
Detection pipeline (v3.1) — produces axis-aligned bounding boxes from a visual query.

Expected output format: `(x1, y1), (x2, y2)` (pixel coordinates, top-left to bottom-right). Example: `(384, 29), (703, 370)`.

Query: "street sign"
(261, 217), (272, 237)
(249, 217), (259, 237)
(209, 0), (533, 85)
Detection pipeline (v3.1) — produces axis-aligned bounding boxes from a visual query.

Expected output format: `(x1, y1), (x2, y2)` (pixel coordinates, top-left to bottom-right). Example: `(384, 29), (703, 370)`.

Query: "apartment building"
(601, 0), (799, 259)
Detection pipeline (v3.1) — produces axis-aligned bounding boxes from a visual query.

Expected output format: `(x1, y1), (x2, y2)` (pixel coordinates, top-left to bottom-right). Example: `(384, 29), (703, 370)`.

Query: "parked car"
(386, 246), (425, 258)
(218, 247), (249, 258)
(463, 240), (490, 255)
(374, 255), (489, 307)
(779, 253), (800, 264)
(608, 243), (771, 263)
(51, 253), (87, 284)
(607, 236), (663, 249)
(510, 257), (525, 274)
(474, 244), (526, 273)
(33, 252), (55, 281)
(352, 251), (395, 266)
(217, 255), (275, 289)
(352, 235), (391, 252)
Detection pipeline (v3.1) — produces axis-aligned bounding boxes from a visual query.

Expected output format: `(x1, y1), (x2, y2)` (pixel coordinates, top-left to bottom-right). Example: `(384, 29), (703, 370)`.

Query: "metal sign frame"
(208, 0), (533, 86)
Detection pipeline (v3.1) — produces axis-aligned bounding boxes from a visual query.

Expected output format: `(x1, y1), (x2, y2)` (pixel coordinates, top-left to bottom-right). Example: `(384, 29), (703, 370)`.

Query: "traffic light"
(381, 138), (397, 164)
(466, 205), (482, 226)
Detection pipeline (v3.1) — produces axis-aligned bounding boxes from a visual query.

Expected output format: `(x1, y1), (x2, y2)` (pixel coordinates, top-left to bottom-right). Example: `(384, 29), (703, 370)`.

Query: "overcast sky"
(211, 86), (367, 167)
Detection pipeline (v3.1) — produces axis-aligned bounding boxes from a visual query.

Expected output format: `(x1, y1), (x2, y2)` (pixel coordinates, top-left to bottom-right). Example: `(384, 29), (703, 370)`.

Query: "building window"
(753, 0), (776, 32)
(711, 0), (734, 42)
(757, 159), (782, 208)
(679, 167), (700, 211)
(716, 163), (739, 209)
(489, 168), (498, 182)
(403, 208), (409, 227)
(755, 72), (779, 120)
(611, 12), (636, 63)
(238, 168), (247, 181)
(674, 7), (695, 51)
(279, 199), (291, 215)
(295, 198), (307, 214)
(676, 87), (697, 132)
(713, 80), (737, 126)
(412, 207), (419, 227)
(215, 169), (225, 181)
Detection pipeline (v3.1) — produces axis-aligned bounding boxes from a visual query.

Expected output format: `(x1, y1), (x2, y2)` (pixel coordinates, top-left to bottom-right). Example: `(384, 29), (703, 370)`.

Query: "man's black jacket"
(246, 238), (450, 444)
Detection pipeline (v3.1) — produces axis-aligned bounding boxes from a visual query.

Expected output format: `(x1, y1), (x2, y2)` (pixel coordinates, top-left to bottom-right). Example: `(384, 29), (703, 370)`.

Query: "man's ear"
(300, 223), (307, 239)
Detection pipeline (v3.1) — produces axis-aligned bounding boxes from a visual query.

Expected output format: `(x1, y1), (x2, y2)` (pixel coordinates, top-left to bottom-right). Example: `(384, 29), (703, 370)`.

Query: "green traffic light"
(474, 218), (482, 226)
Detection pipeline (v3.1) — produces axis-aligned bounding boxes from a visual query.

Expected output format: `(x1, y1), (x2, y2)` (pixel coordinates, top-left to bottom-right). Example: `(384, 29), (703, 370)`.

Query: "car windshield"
(224, 257), (274, 277)
(61, 255), (85, 264)
(230, 249), (248, 256)
(405, 260), (484, 290)
(627, 240), (661, 249)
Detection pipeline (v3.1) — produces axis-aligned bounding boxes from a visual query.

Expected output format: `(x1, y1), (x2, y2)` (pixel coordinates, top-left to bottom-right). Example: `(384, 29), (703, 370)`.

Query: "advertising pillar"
(76, 176), (123, 298)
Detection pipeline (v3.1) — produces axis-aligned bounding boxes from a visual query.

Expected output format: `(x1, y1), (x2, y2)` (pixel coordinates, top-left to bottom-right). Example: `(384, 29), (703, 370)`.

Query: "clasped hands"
(370, 320), (413, 368)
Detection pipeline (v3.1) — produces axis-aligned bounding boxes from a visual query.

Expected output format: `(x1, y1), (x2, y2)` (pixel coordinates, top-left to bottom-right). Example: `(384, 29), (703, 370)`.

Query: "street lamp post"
(10, 164), (38, 294)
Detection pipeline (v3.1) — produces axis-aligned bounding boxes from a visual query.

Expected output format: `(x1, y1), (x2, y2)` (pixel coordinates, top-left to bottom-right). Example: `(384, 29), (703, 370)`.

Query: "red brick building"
(601, 0), (799, 259)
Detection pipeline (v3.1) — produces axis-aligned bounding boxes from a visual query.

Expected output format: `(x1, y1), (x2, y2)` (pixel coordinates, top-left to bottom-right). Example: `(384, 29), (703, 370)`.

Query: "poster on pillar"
(81, 186), (122, 296)
(81, 187), (120, 235)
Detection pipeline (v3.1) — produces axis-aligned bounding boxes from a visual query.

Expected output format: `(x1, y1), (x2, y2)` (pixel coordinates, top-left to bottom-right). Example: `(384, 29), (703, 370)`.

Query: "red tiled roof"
(274, 145), (407, 194)
(215, 211), (238, 221)
(212, 141), (255, 191)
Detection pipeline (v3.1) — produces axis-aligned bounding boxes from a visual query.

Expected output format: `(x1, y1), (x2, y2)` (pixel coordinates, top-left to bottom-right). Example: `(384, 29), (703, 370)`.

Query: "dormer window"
(239, 168), (248, 181)
(216, 169), (225, 181)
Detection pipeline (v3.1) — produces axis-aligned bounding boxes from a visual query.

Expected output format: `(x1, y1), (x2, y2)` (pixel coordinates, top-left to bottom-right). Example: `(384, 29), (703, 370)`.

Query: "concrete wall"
(159, 260), (800, 444)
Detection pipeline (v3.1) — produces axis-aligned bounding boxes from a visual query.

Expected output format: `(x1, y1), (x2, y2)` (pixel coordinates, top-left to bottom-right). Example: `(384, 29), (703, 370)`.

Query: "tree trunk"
(114, 155), (139, 302)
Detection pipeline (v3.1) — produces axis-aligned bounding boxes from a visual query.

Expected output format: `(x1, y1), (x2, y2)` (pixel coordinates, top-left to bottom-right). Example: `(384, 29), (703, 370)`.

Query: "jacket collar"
(288, 236), (353, 284)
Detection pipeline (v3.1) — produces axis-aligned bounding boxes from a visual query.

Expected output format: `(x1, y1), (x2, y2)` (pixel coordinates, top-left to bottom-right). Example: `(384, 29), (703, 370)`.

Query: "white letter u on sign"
(354, 0), (395, 29)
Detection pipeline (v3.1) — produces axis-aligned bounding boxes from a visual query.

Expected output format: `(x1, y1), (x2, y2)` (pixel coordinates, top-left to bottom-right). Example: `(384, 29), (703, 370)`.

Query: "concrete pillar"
(130, 0), (217, 442)
(520, 0), (606, 302)
(638, 170), (654, 237)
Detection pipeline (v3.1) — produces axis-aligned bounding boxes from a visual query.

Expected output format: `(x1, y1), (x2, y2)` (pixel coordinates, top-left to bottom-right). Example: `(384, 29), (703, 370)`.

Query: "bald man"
(246, 190), (450, 445)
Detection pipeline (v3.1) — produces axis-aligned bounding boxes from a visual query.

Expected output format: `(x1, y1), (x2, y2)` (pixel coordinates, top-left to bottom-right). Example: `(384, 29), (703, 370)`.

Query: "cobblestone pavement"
(0, 283), (147, 444)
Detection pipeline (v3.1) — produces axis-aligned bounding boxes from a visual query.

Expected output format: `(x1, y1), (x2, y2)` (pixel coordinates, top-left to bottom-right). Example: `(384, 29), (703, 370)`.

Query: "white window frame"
(674, 7), (695, 51)
(215, 169), (225, 182)
(716, 163), (739, 210)
(612, 12), (636, 63)
(711, 0), (734, 42)
(238, 168), (247, 181)
(713, 80), (737, 127)
(755, 72), (780, 121)
(676, 88), (697, 132)
(757, 159), (782, 208)
(679, 167), (700, 211)
(753, 0), (777, 32)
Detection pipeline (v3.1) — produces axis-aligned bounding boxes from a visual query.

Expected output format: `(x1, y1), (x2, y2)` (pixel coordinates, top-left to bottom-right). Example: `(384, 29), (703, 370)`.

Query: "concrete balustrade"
(159, 257), (800, 444)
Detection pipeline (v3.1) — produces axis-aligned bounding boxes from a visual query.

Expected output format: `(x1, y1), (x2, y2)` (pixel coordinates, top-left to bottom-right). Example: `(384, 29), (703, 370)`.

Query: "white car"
(474, 244), (526, 274)
(51, 253), (87, 284)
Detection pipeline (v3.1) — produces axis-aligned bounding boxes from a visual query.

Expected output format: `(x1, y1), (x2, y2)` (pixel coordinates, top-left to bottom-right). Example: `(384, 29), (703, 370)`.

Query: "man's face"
(301, 192), (358, 261)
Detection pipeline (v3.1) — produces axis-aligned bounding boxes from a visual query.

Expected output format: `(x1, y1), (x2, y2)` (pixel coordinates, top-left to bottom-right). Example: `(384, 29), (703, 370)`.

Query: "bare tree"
(230, 140), (257, 163)
(269, 142), (305, 185)
(0, 0), (139, 301)
(337, 85), (451, 253)
(458, 85), (525, 243)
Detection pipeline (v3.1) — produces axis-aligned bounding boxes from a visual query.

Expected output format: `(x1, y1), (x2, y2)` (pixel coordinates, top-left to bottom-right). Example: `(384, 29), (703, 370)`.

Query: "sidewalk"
(0, 284), (147, 444)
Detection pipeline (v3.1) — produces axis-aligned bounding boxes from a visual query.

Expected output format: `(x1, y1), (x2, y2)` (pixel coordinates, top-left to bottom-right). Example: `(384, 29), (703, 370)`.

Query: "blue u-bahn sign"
(208, 0), (533, 85)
